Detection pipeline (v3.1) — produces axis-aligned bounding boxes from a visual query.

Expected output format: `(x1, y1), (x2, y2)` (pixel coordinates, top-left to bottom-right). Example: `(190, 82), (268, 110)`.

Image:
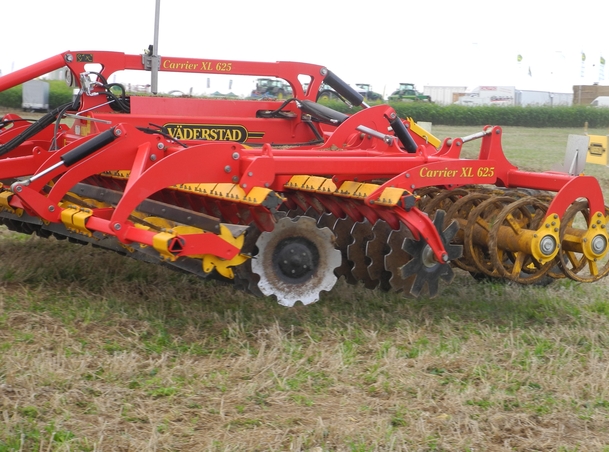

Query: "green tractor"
(388, 83), (431, 102)
(354, 84), (384, 101)
(317, 83), (383, 103)
(251, 78), (293, 99)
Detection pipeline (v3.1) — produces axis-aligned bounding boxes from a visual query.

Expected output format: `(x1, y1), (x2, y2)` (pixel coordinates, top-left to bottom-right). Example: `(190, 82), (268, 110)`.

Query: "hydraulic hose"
(0, 102), (73, 157)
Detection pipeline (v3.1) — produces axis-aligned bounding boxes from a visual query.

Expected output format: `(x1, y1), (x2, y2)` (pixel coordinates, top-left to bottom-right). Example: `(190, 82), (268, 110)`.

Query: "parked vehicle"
(355, 84), (383, 101)
(388, 83), (431, 102)
(250, 78), (293, 99)
(591, 96), (609, 107)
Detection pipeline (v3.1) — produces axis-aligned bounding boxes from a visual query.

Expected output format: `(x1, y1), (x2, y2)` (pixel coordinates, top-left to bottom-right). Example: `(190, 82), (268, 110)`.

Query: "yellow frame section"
(407, 118), (441, 148)
(285, 175), (410, 207)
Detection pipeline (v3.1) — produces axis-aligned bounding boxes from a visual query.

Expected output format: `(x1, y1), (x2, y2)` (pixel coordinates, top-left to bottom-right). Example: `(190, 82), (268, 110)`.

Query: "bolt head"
(591, 235), (608, 255)
(539, 235), (557, 256)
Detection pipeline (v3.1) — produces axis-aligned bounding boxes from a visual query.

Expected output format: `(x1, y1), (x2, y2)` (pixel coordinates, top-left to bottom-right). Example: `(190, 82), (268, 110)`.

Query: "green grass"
(1, 231), (609, 450)
(1, 126), (609, 450)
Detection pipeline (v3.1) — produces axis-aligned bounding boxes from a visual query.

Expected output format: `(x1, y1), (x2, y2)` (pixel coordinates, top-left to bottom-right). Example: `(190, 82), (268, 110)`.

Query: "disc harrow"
(1, 50), (608, 306)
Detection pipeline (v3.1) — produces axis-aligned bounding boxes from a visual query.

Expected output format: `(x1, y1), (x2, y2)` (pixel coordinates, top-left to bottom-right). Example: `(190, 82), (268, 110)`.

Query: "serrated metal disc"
(347, 219), (377, 289)
(251, 216), (341, 306)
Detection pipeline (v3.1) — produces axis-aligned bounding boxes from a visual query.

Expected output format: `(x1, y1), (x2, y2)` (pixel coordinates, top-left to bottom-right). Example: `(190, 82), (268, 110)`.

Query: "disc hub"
(274, 237), (319, 282)
(421, 244), (437, 268)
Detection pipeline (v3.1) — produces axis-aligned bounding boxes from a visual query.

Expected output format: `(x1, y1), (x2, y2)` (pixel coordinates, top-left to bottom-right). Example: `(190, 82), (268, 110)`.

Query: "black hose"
(0, 102), (73, 158)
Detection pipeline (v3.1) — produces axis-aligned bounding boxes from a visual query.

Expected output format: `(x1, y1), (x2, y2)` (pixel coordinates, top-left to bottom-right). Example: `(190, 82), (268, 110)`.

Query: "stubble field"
(1, 123), (609, 451)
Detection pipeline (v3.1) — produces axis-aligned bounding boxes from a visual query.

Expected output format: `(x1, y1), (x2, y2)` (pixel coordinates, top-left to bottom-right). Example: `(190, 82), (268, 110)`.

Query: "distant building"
(423, 86), (467, 105)
(451, 85), (572, 106)
(572, 84), (609, 105)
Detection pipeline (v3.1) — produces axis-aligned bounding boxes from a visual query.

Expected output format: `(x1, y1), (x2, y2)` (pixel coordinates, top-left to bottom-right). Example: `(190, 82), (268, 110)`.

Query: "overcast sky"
(2, 0), (608, 96)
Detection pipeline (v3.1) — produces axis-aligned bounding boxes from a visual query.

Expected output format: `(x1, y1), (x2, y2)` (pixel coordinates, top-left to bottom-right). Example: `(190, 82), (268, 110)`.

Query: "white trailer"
(22, 79), (49, 112)
(515, 90), (572, 106)
(453, 86), (516, 106)
(423, 86), (467, 105)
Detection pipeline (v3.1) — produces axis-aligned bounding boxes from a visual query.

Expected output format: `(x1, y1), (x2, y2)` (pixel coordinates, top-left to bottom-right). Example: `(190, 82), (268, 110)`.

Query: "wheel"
(557, 201), (609, 282)
(414, 187), (443, 211)
(421, 188), (469, 216)
(488, 196), (555, 284)
(444, 191), (490, 273)
(463, 196), (516, 278)
(251, 216), (341, 306)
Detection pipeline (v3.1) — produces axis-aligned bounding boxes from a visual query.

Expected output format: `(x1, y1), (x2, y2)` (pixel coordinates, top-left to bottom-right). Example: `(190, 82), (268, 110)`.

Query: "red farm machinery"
(0, 49), (608, 306)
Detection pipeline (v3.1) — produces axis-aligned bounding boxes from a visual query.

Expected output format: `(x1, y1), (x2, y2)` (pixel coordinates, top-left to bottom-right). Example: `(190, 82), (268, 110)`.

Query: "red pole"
(0, 53), (67, 91)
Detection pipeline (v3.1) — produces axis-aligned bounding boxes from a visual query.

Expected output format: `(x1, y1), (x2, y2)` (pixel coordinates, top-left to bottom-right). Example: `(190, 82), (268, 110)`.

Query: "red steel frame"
(0, 50), (335, 172)
(4, 117), (606, 264)
(1, 51), (607, 266)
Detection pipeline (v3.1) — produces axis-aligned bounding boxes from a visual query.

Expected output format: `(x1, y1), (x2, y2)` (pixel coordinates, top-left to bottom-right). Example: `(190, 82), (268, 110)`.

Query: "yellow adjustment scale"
(285, 175), (409, 207)
(100, 171), (283, 207)
(174, 182), (281, 207)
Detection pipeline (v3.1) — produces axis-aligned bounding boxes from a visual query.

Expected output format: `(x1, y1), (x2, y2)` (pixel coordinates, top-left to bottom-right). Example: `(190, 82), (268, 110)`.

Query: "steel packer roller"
(1, 51), (608, 306)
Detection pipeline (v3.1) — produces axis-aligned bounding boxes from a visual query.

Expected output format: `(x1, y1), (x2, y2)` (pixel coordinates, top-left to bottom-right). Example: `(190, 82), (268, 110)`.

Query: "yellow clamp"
(60, 206), (93, 237)
(0, 190), (22, 215)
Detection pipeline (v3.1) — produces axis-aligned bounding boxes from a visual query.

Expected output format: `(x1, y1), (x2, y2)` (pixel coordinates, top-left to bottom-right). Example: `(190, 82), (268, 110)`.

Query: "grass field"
(2, 125), (609, 451)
